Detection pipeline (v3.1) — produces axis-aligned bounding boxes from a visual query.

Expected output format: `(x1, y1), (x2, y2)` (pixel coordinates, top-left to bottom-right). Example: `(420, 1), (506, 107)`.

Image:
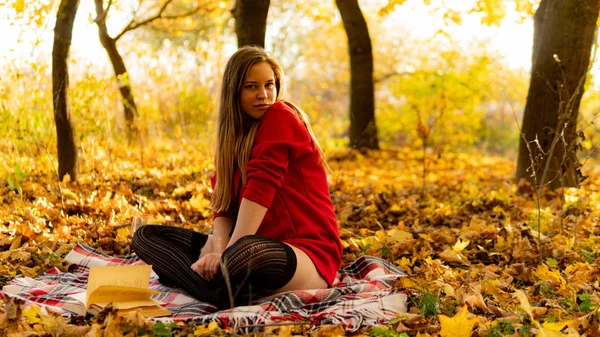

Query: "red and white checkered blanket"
(1, 243), (407, 331)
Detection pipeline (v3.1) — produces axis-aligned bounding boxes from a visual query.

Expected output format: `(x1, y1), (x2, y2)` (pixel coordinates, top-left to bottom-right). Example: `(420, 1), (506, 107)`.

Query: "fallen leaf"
(22, 305), (41, 324)
(438, 305), (478, 337)
(534, 264), (566, 289)
(439, 249), (469, 265)
(5, 296), (23, 321)
(56, 325), (92, 337)
(514, 289), (534, 320)
(276, 325), (292, 337)
(9, 235), (22, 250)
(116, 227), (129, 241)
(61, 188), (79, 201)
(317, 324), (345, 337)
(387, 229), (413, 243)
(194, 321), (219, 337)
(453, 238), (470, 252)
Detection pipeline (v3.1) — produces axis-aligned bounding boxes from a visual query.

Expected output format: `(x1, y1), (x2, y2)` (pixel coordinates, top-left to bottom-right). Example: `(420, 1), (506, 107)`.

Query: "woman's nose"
(257, 87), (267, 99)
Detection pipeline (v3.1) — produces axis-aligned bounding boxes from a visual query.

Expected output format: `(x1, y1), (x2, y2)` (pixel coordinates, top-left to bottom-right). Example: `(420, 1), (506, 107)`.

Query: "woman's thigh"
(276, 244), (327, 292)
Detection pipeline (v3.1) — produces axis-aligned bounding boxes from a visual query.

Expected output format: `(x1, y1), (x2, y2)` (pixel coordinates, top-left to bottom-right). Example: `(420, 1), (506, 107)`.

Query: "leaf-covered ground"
(1, 143), (600, 336)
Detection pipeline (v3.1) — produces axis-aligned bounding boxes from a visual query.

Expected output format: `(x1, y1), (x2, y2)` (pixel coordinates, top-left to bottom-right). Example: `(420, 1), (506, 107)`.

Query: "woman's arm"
(227, 198), (267, 248)
(212, 216), (234, 253)
(192, 199), (266, 280)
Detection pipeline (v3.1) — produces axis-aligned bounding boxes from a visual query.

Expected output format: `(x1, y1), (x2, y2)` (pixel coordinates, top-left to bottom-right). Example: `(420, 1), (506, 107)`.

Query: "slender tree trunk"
(336, 0), (379, 149)
(232, 0), (270, 47)
(94, 0), (138, 143)
(52, 0), (80, 181)
(516, 0), (600, 189)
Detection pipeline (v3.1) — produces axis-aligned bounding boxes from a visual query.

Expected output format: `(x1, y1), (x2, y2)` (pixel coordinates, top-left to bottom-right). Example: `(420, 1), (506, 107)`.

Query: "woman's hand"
(191, 253), (221, 281)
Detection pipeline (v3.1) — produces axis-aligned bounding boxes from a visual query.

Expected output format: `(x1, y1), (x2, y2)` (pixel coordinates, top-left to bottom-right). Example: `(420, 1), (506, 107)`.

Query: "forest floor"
(1, 143), (600, 336)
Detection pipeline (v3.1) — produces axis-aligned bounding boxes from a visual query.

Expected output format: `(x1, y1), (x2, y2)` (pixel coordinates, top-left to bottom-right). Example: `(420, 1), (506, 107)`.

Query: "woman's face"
(240, 61), (277, 119)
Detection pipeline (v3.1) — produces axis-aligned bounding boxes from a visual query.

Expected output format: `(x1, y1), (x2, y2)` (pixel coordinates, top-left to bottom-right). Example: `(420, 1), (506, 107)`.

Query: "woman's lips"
(254, 104), (270, 110)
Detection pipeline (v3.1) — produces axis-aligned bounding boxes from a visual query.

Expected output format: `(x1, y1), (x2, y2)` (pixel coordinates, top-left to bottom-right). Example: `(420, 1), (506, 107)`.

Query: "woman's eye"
(266, 83), (274, 88)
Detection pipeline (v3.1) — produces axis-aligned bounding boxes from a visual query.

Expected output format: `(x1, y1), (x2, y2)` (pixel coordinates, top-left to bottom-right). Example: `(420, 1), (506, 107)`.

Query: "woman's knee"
(219, 235), (297, 290)
(222, 235), (265, 257)
(131, 224), (160, 252)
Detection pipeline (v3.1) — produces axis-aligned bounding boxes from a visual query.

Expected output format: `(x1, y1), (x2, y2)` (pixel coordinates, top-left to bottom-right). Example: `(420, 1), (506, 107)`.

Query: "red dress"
(212, 101), (342, 286)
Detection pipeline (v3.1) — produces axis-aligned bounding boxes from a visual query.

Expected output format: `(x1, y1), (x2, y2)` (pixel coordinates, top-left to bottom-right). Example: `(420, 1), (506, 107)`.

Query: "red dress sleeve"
(241, 102), (313, 208)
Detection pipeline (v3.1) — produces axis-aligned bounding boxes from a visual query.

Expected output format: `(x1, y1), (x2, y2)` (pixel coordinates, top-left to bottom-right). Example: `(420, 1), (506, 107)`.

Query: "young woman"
(132, 46), (342, 309)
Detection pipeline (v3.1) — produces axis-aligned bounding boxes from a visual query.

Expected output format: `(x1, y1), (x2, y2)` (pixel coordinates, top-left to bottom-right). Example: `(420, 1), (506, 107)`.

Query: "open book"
(69, 265), (170, 317)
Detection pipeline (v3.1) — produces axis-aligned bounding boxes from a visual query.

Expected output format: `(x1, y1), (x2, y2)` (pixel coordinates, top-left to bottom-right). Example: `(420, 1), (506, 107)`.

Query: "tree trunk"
(335, 0), (379, 149)
(531, 0), (547, 68)
(52, 0), (80, 181)
(516, 0), (600, 189)
(94, 0), (138, 143)
(232, 0), (270, 47)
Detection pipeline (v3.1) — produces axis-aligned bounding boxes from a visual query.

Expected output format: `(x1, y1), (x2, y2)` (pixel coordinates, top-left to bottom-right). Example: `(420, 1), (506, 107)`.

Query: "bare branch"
(93, 0), (113, 24)
(114, 0), (175, 41)
(374, 71), (409, 84)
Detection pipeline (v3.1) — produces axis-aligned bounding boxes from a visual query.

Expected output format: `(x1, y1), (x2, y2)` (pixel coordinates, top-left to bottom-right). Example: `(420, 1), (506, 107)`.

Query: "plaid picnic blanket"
(1, 243), (407, 331)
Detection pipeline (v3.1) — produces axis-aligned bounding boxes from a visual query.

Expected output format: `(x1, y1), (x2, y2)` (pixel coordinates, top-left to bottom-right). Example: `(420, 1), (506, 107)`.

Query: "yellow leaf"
(190, 194), (210, 212)
(317, 324), (345, 337)
(541, 321), (570, 332)
(117, 227), (130, 240)
(439, 249), (469, 265)
(533, 264), (566, 288)
(13, 0), (25, 13)
(194, 321), (219, 337)
(387, 229), (413, 243)
(62, 188), (79, 201)
(277, 325), (292, 337)
(452, 238), (470, 252)
(375, 230), (387, 242)
(9, 235), (22, 250)
(438, 305), (478, 337)
(441, 283), (456, 297)
(23, 305), (41, 324)
(581, 140), (592, 150)
(360, 236), (383, 250)
(514, 289), (534, 320)
(396, 257), (413, 270)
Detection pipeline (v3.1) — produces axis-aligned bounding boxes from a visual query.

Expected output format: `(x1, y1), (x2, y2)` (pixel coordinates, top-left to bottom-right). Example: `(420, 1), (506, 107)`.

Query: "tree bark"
(232, 0), (270, 47)
(94, 0), (138, 143)
(516, 0), (600, 189)
(336, 0), (379, 149)
(52, 0), (80, 181)
(531, 0), (547, 68)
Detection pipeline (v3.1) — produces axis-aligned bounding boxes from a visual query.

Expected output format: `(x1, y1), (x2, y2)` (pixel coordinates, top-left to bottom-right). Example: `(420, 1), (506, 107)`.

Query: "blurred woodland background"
(2, 0), (599, 190)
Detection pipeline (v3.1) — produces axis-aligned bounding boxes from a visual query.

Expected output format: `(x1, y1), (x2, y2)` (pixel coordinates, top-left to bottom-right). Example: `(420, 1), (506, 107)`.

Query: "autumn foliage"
(1, 142), (600, 335)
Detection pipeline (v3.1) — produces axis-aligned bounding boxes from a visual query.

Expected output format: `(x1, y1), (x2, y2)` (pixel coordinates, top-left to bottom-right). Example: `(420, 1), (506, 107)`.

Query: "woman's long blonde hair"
(211, 46), (327, 212)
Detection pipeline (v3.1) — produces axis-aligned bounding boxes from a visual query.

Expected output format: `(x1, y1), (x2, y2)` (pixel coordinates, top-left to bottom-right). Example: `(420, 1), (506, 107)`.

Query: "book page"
(118, 305), (171, 318)
(111, 298), (164, 310)
(86, 265), (153, 305)
(89, 285), (159, 305)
